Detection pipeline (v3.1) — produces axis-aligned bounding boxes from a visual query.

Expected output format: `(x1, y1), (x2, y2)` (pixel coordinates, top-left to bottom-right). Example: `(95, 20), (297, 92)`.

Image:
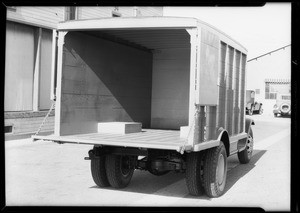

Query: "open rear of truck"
(32, 17), (254, 197)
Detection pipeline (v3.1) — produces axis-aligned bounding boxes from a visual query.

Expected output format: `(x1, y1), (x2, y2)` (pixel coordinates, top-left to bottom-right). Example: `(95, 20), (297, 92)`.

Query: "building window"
(65, 7), (77, 20)
(265, 83), (277, 99)
(265, 79), (291, 100)
(281, 95), (291, 100)
(5, 125), (13, 133)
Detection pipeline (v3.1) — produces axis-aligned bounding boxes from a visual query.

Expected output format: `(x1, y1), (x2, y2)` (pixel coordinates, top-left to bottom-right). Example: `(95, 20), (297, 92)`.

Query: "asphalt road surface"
(5, 114), (291, 210)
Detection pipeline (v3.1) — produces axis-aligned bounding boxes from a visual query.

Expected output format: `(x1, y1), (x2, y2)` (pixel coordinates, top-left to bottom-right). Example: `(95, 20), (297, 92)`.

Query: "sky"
(163, 3), (291, 59)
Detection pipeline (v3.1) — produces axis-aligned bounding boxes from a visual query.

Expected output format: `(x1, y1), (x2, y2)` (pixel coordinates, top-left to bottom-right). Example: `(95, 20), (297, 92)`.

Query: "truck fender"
(216, 128), (230, 157)
(245, 118), (255, 134)
(238, 118), (255, 151)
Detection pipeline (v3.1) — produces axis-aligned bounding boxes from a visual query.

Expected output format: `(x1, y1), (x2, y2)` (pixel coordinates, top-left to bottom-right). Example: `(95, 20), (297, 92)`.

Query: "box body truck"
(32, 17), (255, 197)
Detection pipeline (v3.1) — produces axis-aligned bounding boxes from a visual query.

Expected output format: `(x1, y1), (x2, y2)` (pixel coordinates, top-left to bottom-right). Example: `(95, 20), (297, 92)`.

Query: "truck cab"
(245, 90), (263, 115)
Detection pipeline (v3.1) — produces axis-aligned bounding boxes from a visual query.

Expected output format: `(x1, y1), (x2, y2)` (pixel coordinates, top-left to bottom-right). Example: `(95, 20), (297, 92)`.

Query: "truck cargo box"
(32, 16), (255, 198)
(33, 17), (248, 153)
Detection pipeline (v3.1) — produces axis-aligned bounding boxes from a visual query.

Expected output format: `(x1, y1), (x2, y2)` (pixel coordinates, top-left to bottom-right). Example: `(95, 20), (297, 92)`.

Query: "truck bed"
(32, 129), (189, 152)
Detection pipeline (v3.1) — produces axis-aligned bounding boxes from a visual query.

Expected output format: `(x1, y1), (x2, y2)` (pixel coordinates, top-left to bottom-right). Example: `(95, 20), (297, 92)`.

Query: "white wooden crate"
(97, 122), (142, 134)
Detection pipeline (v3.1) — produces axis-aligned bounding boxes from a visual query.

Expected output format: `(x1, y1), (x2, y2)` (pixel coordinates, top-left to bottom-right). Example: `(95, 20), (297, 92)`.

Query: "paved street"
(5, 114), (290, 210)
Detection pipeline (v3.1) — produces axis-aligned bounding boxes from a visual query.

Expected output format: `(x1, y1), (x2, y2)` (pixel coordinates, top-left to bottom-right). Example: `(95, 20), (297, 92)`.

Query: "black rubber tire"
(238, 127), (254, 164)
(90, 147), (110, 187)
(203, 142), (228, 198)
(105, 154), (135, 188)
(185, 151), (206, 196)
(280, 103), (291, 114)
(274, 113), (278, 117)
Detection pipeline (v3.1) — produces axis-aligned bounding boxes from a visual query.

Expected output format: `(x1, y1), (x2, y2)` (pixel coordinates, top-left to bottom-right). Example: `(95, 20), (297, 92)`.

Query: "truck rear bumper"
(273, 109), (291, 115)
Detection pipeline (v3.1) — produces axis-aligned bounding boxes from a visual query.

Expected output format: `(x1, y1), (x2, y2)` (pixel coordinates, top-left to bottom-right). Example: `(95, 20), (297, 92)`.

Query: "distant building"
(5, 6), (163, 138)
(246, 45), (291, 115)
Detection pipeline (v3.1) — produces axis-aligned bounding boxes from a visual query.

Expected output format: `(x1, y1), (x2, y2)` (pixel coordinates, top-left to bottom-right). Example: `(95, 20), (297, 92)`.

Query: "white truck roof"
(57, 16), (247, 53)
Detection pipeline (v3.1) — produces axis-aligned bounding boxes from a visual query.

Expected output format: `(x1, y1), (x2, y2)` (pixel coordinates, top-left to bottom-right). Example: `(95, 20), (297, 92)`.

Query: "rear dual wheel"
(105, 155), (136, 188)
(91, 147), (110, 187)
(186, 142), (228, 198)
(91, 146), (136, 189)
(185, 151), (206, 196)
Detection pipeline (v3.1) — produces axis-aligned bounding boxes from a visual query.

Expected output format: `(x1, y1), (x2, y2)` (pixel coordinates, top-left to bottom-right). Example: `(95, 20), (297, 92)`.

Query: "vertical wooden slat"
(240, 53), (247, 133)
(225, 46), (234, 135)
(233, 50), (241, 134)
(217, 42), (227, 130)
(206, 106), (217, 140)
(200, 106), (206, 142)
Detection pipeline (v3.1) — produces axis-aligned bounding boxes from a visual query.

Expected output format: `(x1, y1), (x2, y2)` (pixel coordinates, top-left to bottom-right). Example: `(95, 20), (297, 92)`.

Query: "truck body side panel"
(216, 42), (247, 138)
(198, 28), (219, 106)
(200, 37), (247, 151)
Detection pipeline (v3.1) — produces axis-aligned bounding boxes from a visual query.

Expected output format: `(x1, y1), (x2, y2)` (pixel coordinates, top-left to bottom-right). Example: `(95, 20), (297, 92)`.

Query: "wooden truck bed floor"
(32, 129), (188, 151)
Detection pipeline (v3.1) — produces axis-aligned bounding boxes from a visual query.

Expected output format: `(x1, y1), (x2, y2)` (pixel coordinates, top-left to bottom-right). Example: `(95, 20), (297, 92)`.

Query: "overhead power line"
(247, 44), (291, 62)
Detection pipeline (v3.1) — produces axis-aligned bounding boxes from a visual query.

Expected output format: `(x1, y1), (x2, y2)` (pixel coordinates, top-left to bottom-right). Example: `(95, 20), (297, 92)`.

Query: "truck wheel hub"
(247, 136), (253, 155)
(217, 154), (225, 185)
(121, 156), (131, 176)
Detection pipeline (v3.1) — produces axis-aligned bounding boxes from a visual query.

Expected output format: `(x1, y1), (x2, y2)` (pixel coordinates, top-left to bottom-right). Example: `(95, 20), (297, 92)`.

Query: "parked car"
(273, 94), (291, 117)
(245, 90), (263, 115)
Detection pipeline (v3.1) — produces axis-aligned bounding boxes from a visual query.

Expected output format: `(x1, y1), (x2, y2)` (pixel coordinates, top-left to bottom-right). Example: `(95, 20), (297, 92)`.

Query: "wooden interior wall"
(60, 32), (152, 135)
(5, 21), (34, 111)
(151, 48), (190, 130)
(39, 29), (53, 110)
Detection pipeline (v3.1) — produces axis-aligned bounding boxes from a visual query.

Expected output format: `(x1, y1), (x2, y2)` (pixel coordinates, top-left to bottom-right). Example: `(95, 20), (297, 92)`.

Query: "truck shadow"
(90, 149), (267, 200)
(222, 149), (267, 195)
